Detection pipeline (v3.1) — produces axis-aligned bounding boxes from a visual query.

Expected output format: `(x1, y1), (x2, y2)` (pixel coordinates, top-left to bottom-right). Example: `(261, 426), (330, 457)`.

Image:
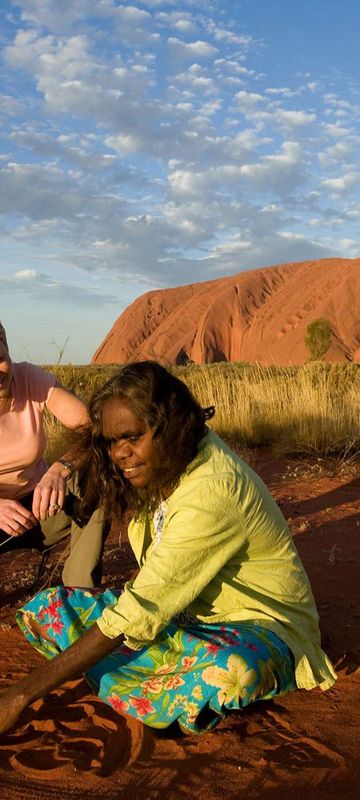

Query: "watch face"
(59, 459), (74, 474)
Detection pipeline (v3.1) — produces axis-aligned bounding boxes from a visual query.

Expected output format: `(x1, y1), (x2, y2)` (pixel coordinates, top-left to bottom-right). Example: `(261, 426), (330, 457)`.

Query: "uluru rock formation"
(92, 258), (360, 365)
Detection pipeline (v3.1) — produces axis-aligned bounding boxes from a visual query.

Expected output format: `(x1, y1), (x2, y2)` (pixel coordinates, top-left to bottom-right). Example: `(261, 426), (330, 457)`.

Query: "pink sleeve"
(22, 363), (57, 406)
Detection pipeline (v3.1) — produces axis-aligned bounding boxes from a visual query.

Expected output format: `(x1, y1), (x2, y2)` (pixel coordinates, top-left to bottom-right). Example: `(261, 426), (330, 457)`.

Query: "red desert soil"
(0, 452), (359, 800)
(92, 257), (360, 366)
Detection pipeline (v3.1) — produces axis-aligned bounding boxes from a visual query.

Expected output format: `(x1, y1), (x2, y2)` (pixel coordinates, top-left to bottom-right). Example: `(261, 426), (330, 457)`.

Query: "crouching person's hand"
(0, 498), (37, 537)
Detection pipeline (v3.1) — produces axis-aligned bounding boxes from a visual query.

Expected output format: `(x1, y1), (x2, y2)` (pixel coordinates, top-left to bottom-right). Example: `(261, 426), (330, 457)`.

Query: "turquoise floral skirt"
(17, 587), (297, 734)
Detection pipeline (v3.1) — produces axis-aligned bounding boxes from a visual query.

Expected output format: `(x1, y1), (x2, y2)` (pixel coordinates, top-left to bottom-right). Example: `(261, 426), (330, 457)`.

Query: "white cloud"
(105, 134), (141, 155)
(173, 19), (197, 33)
(0, 161), (116, 220)
(324, 141), (354, 160)
(0, 94), (24, 116)
(12, 0), (94, 31)
(14, 269), (40, 280)
(323, 122), (351, 138)
(275, 109), (316, 127)
(239, 141), (304, 193)
(265, 86), (304, 98)
(211, 28), (254, 47)
(167, 37), (218, 59)
(114, 6), (151, 24)
(156, 11), (197, 33)
(1, 268), (119, 309)
(321, 173), (360, 192)
(235, 90), (265, 111)
(209, 234), (252, 257)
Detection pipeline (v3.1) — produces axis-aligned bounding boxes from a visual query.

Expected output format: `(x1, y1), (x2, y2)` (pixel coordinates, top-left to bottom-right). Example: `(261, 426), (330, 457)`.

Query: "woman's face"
(0, 338), (12, 404)
(101, 398), (160, 489)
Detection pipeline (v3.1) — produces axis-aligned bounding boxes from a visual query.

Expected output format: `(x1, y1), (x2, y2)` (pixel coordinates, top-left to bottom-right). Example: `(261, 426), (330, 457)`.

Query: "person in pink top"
(0, 321), (109, 587)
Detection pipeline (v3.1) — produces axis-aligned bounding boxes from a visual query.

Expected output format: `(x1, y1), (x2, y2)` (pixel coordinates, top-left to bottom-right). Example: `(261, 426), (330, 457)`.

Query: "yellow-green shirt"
(97, 431), (336, 691)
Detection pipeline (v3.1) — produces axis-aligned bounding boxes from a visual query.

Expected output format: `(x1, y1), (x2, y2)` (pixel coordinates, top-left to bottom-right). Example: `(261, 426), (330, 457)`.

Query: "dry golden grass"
(44, 360), (360, 462)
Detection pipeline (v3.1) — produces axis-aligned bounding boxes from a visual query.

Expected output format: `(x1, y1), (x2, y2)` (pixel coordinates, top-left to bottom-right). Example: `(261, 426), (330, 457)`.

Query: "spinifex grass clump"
(174, 361), (360, 454)
(43, 360), (360, 462)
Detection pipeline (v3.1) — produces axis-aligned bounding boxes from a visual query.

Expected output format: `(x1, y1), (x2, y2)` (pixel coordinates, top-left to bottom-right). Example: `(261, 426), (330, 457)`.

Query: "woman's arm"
(32, 385), (90, 520)
(46, 384), (89, 430)
(0, 623), (122, 736)
(98, 477), (242, 646)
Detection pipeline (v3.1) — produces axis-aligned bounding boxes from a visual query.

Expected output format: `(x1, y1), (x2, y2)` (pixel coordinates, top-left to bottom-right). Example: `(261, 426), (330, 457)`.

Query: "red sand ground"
(0, 452), (359, 800)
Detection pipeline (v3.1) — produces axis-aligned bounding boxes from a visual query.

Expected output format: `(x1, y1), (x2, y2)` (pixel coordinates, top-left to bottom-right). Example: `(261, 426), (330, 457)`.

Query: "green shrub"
(305, 318), (332, 360)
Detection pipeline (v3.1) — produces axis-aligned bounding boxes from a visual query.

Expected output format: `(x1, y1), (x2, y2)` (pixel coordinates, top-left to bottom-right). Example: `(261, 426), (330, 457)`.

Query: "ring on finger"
(49, 503), (60, 511)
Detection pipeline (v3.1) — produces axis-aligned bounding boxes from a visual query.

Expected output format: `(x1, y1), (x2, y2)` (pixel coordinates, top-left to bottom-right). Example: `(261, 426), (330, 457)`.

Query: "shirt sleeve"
(97, 474), (245, 648)
(26, 363), (57, 405)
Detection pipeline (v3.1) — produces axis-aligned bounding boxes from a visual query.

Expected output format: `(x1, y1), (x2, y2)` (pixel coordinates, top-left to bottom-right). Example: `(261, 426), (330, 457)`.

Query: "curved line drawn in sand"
(0, 679), (152, 781)
(259, 707), (346, 772)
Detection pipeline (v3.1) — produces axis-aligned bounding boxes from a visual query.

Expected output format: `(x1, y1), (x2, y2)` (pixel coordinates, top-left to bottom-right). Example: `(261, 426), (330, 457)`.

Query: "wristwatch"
(57, 458), (75, 477)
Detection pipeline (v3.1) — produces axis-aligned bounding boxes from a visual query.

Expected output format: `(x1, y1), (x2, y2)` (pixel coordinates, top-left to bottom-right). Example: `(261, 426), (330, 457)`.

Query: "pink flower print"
(243, 641), (258, 652)
(44, 618), (64, 636)
(129, 696), (155, 716)
(38, 598), (62, 623)
(204, 641), (221, 657)
(220, 634), (239, 647)
(46, 598), (63, 617)
(107, 693), (129, 713)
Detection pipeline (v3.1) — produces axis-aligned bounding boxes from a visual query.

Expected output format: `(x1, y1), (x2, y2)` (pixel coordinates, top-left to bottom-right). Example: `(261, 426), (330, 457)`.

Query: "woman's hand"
(32, 463), (70, 521)
(32, 383), (90, 522)
(0, 687), (28, 735)
(0, 623), (122, 736)
(0, 498), (37, 536)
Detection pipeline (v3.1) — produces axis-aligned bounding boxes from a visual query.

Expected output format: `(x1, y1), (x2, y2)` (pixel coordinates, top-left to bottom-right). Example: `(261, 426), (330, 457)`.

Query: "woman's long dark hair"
(80, 361), (214, 521)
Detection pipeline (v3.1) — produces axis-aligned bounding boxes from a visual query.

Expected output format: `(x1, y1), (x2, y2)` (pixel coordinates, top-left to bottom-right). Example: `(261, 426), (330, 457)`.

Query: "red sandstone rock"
(92, 258), (360, 365)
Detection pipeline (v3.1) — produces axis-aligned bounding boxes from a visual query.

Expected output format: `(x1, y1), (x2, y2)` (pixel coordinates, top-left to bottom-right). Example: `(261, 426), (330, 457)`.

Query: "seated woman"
(0, 361), (336, 736)
(0, 321), (108, 587)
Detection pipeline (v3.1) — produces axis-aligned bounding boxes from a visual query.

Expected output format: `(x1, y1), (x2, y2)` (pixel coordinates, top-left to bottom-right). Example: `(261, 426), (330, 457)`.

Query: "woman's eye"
(107, 435), (140, 447)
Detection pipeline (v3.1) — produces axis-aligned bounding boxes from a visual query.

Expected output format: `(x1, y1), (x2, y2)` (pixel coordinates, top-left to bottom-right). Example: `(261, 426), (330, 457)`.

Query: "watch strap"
(57, 458), (75, 477)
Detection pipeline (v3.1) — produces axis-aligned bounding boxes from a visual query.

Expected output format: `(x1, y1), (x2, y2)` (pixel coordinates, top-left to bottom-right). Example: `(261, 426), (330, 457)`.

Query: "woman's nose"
(110, 441), (132, 463)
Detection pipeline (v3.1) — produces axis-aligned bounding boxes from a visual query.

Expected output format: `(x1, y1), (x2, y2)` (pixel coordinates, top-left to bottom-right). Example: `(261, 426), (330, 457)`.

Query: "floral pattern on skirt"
(16, 587), (297, 734)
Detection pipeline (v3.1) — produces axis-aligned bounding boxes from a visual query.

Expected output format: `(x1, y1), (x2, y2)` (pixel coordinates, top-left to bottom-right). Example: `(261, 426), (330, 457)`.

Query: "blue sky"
(1, 0), (359, 363)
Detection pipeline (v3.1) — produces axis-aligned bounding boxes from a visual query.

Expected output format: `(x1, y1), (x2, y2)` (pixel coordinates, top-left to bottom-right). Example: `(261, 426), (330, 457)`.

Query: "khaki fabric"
(38, 474), (109, 588)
